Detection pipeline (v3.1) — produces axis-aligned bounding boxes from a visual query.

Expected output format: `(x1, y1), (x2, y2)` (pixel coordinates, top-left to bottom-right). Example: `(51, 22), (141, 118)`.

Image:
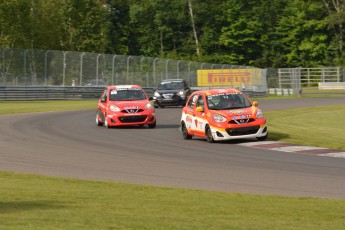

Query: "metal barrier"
(0, 86), (155, 100)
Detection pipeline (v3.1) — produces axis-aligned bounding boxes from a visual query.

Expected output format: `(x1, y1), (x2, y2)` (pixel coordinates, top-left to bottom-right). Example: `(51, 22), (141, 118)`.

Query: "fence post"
(153, 58), (158, 86)
(80, 52), (85, 86)
(127, 56), (131, 84)
(63, 51), (68, 86)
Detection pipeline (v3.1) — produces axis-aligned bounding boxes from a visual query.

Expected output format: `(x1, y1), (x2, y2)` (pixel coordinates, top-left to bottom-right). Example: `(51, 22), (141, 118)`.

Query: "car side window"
(196, 94), (204, 109)
(100, 90), (107, 102)
(188, 94), (198, 108)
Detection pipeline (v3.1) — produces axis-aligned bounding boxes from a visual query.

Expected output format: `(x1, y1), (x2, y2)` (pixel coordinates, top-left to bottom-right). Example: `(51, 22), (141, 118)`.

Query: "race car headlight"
(177, 90), (185, 96)
(256, 109), (264, 118)
(213, 114), (227, 122)
(109, 104), (120, 112)
(154, 92), (160, 97)
(145, 102), (153, 110)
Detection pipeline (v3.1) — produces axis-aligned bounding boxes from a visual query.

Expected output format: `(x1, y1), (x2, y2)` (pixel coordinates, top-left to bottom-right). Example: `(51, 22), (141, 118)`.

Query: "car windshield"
(109, 89), (146, 101)
(206, 93), (251, 110)
(157, 81), (184, 90)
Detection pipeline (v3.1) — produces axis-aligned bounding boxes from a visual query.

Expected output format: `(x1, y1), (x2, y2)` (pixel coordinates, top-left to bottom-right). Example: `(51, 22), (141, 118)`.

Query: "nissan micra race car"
(180, 88), (268, 142)
(96, 85), (156, 128)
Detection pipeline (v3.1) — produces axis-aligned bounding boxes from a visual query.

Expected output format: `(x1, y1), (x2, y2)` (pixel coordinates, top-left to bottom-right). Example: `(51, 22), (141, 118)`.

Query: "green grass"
(1, 171), (345, 230)
(1, 99), (345, 229)
(265, 104), (345, 150)
(0, 100), (97, 114)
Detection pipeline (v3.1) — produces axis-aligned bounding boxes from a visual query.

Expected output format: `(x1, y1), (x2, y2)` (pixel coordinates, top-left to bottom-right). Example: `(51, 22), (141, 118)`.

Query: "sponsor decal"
(124, 106), (139, 110)
(229, 109), (246, 115)
(232, 115), (251, 120)
(194, 119), (198, 127)
(197, 69), (257, 87)
(186, 116), (193, 123)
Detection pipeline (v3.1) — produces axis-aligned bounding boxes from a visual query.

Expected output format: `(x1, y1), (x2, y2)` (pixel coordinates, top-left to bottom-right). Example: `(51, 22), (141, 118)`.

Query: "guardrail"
(0, 86), (156, 101)
(318, 82), (345, 89)
(0, 86), (265, 101)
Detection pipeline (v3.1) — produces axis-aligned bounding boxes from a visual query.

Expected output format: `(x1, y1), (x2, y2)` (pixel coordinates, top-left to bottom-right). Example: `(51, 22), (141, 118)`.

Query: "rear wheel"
(181, 122), (192, 140)
(206, 126), (215, 143)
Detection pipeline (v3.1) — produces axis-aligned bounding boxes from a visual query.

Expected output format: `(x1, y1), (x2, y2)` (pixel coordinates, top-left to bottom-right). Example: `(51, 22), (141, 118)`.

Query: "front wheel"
(256, 133), (268, 141)
(148, 121), (156, 129)
(104, 116), (110, 128)
(206, 126), (215, 143)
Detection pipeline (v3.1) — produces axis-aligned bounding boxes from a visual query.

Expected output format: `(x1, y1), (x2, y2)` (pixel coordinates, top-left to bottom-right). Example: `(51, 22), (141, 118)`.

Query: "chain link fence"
(0, 48), (267, 91)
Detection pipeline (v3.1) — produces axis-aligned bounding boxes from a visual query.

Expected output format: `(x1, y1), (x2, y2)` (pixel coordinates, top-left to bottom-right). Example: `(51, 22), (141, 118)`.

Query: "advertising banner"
(197, 69), (258, 87)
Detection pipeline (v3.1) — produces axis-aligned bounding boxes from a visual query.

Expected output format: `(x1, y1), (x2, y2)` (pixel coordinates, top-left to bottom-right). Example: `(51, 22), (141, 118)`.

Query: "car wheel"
(181, 122), (192, 140)
(206, 126), (215, 143)
(104, 116), (110, 128)
(96, 111), (103, 126)
(256, 133), (268, 141)
(148, 121), (156, 129)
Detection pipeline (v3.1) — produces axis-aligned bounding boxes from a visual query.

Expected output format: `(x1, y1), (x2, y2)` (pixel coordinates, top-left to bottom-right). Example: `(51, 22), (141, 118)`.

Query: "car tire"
(96, 111), (103, 126)
(256, 133), (268, 141)
(206, 126), (215, 143)
(181, 122), (192, 140)
(104, 116), (110, 128)
(148, 121), (156, 129)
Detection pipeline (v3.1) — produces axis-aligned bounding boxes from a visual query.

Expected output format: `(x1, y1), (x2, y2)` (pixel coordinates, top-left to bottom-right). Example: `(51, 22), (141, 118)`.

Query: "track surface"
(1, 98), (345, 199)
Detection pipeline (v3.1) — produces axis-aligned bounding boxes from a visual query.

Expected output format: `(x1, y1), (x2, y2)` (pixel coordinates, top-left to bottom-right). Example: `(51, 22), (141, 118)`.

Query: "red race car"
(180, 88), (268, 142)
(96, 85), (156, 128)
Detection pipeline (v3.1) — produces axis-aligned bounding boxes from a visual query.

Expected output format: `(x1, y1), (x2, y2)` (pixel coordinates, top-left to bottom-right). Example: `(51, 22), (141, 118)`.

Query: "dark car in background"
(153, 79), (191, 108)
(85, 79), (107, 87)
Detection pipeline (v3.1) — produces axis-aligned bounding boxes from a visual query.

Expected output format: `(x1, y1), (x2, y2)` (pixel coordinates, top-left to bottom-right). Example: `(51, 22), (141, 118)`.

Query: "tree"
(323, 0), (345, 64)
(275, 0), (330, 67)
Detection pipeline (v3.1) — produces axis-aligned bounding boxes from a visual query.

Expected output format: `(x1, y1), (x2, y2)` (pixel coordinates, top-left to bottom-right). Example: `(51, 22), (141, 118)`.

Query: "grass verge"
(265, 104), (345, 150)
(1, 171), (345, 229)
(0, 100), (97, 114)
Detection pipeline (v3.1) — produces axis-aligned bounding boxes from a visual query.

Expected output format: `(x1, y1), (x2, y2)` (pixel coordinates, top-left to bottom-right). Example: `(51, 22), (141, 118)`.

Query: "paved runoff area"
(239, 141), (345, 158)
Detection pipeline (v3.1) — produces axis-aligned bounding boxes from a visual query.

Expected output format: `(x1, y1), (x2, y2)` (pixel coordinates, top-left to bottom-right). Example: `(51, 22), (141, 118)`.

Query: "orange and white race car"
(180, 88), (268, 143)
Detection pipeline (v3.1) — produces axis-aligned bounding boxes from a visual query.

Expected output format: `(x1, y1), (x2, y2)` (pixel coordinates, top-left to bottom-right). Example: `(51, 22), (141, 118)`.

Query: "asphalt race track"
(1, 97), (345, 199)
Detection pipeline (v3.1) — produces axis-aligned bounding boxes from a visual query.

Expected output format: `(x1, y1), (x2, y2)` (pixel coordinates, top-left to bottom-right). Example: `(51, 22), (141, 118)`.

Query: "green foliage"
(1, 0), (345, 68)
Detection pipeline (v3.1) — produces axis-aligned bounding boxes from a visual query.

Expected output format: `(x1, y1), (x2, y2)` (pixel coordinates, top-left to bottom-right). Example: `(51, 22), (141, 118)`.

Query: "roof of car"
(196, 88), (242, 95)
(161, 79), (185, 82)
(107, 85), (142, 90)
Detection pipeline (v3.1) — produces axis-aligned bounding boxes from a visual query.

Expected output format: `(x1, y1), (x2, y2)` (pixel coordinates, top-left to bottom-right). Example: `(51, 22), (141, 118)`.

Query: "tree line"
(1, 0), (344, 68)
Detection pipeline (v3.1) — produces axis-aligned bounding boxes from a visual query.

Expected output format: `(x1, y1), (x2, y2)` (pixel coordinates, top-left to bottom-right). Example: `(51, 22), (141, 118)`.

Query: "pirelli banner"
(197, 69), (264, 89)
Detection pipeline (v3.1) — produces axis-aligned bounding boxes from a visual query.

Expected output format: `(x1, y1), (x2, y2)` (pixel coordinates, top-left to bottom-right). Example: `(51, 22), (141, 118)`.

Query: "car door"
(98, 89), (108, 114)
(191, 92), (207, 137)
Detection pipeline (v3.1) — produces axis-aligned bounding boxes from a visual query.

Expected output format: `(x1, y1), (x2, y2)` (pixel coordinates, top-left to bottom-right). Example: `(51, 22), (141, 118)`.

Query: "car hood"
(110, 100), (149, 109)
(156, 89), (181, 93)
(217, 106), (258, 119)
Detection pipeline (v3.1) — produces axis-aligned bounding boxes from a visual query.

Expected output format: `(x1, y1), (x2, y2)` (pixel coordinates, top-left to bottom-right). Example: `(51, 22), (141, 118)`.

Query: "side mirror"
(101, 98), (106, 103)
(252, 101), (259, 107)
(149, 96), (154, 100)
(195, 106), (204, 112)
